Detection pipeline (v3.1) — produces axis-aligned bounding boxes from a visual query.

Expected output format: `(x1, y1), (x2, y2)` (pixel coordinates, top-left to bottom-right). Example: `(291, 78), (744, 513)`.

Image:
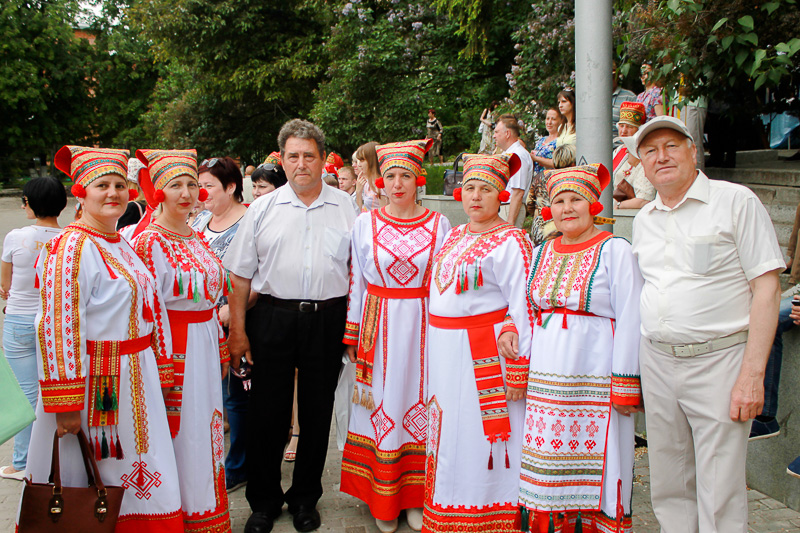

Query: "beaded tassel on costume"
(115, 429), (124, 460)
(519, 507), (529, 532)
(575, 512), (583, 533)
(101, 429), (110, 459)
(548, 512), (555, 533)
(488, 443), (494, 470)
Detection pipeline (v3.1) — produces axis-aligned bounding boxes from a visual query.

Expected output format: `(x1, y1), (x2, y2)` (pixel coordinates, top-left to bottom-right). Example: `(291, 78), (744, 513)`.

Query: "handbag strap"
(48, 429), (107, 493)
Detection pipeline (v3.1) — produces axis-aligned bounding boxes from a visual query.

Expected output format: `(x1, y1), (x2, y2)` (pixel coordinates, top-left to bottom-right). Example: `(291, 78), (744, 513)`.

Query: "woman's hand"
(498, 331), (519, 360)
(221, 361), (230, 380)
(612, 403), (644, 417)
(506, 387), (525, 402)
(55, 411), (82, 437)
(356, 174), (367, 194)
(218, 304), (230, 328)
(345, 345), (358, 364)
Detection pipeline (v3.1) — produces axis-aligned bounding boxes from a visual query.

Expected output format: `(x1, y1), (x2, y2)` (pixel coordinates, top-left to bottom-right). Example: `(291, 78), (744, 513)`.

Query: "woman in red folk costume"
(131, 149), (232, 533)
(423, 153), (533, 533)
(341, 139), (451, 533)
(19, 146), (183, 532)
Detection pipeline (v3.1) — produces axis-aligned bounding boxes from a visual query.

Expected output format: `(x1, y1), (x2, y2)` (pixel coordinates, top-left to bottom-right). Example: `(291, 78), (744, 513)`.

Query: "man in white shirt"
(493, 114), (533, 228)
(631, 116), (784, 533)
(224, 119), (357, 533)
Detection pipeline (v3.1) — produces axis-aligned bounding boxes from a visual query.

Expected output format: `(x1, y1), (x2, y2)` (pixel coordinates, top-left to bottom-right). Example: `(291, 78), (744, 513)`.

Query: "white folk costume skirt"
(519, 308), (634, 533)
(167, 308), (231, 532)
(423, 308), (524, 533)
(341, 285), (428, 520)
(22, 344), (183, 532)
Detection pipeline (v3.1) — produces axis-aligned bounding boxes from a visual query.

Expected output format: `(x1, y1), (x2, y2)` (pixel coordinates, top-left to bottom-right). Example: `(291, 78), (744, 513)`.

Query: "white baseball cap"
(633, 116), (693, 156)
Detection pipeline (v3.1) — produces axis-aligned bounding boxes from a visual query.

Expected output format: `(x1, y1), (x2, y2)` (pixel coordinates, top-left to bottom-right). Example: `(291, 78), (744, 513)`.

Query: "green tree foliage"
(617, 0), (800, 115)
(0, 0), (96, 177)
(131, 0), (331, 163)
(312, 0), (523, 156)
(87, 0), (163, 150)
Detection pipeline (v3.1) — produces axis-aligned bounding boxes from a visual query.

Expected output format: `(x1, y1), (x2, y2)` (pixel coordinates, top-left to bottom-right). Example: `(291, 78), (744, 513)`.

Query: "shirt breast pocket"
(323, 227), (350, 263)
(688, 234), (720, 275)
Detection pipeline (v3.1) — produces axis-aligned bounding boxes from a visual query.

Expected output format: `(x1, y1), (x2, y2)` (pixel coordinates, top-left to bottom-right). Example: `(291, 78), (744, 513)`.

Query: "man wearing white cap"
(631, 116), (784, 532)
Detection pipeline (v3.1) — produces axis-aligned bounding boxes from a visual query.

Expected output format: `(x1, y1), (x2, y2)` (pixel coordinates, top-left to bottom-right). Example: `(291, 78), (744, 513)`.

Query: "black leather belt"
(258, 294), (346, 313)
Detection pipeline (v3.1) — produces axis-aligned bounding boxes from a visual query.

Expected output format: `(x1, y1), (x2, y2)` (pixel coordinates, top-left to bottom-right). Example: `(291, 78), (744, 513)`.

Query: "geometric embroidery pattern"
(120, 460), (162, 500)
(403, 401), (427, 443)
(370, 403), (395, 446)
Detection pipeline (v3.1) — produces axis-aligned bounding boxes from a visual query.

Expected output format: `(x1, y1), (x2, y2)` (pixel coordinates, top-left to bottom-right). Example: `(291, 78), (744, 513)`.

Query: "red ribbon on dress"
(354, 283), (429, 410)
(165, 308), (215, 437)
(536, 306), (602, 329)
(429, 307), (511, 446)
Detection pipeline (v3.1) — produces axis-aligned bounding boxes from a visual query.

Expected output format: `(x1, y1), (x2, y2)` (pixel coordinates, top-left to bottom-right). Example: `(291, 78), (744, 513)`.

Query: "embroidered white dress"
(518, 232), (643, 533)
(423, 223), (533, 533)
(133, 223), (232, 533)
(21, 222), (183, 533)
(341, 208), (450, 520)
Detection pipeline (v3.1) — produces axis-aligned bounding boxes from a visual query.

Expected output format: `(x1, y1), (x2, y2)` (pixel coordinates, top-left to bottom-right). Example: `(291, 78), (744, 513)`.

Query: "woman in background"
(0, 177), (66, 481)
(556, 89), (576, 148)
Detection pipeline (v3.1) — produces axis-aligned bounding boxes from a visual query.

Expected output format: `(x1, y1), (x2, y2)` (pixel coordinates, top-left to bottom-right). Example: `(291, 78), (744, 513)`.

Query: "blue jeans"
(223, 373), (249, 484)
(3, 314), (38, 471)
(763, 297), (795, 418)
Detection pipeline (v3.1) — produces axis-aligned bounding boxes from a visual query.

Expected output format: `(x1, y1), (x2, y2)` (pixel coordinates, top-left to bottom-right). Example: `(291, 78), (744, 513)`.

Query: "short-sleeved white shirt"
(503, 140), (534, 196)
(2, 225), (62, 315)
(223, 182), (357, 300)
(632, 172), (784, 344)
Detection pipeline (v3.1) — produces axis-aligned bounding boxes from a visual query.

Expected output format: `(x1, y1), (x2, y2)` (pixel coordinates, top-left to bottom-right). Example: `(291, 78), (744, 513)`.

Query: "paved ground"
(4, 428), (800, 532)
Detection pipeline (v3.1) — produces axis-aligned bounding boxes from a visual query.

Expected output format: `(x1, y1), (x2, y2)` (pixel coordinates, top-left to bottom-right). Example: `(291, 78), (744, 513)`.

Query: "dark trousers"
(763, 296), (795, 417)
(244, 297), (346, 515)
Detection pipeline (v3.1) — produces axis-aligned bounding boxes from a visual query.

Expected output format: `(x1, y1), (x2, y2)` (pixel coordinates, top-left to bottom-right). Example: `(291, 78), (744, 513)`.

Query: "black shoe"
(289, 504), (321, 532)
(749, 417), (780, 441)
(244, 511), (277, 533)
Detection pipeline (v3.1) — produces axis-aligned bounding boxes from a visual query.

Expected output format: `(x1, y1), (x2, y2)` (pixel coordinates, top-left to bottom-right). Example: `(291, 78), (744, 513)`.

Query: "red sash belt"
(430, 307), (511, 446)
(86, 334), (152, 458)
(536, 306), (607, 329)
(366, 283), (429, 299)
(168, 308), (215, 353)
(165, 307), (215, 437)
(86, 334), (151, 356)
(355, 284), (429, 405)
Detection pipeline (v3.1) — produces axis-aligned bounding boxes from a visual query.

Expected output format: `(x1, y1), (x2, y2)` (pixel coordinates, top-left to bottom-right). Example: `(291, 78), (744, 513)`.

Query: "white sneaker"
(406, 508), (424, 531)
(375, 517), (398, 533)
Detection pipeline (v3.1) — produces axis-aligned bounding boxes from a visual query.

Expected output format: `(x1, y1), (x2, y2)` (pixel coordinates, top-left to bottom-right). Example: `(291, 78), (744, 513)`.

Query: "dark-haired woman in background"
(192, 155), (250, 492)
(251, 163), (287, 200)
(556, 89), (576, 148)
(0, 177), (67, 481)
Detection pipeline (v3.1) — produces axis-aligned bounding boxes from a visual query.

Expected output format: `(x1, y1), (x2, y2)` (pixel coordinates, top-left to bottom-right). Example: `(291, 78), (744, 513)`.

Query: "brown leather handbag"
(18, 429), (124, 532)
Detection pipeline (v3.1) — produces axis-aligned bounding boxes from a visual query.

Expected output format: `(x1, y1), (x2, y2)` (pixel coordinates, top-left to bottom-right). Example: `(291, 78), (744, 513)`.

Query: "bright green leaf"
(667, 0), (681, 12)
(737, 15), (754, 31)
(738, 33), (758, 46)
(711, 17), (728, 32)
(721, 35), (734, 50)
(776, 42), (791, 53)
(735, 49), (748, 67)
(753, 48), (767, 69)
(762, 2), (780, 14)
(707, 35), (718, 45)
(754, 72), (767, 89)
(789, 38), (800, 56)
